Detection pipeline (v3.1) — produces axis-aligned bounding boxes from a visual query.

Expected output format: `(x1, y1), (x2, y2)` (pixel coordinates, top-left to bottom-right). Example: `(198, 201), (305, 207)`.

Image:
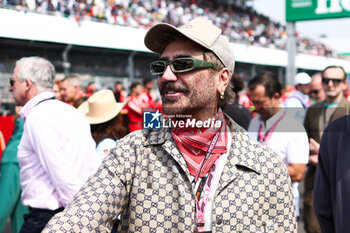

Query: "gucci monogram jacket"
(43, 118), (297, 232)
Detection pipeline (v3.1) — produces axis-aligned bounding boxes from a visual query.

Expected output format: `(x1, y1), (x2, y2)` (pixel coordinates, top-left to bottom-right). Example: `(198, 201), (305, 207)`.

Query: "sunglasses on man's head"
(321, 77), (345, 85)
(150, 57), (213, 75)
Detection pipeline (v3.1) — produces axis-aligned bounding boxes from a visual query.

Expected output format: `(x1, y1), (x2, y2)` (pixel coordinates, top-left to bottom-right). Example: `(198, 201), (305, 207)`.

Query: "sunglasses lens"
(150, 61), (166, 75)
(171, 58), (194, 73)
(322, 77), (343, 84)
(9, 79), (14, 86)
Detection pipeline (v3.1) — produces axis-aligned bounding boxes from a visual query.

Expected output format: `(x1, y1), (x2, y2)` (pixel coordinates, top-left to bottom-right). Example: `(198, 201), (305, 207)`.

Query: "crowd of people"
(52, 75), (161, 134)
(1, 17), (350, 233)
(0, 0), (338, 57)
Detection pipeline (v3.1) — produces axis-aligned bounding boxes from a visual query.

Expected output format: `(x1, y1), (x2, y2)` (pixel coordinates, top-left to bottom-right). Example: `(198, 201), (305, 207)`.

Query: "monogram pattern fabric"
(43, 118), (297, 233)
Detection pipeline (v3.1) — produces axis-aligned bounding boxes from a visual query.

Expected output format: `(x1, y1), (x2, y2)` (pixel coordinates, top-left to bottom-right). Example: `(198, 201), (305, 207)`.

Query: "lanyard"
(192, 130), (221, 189)
(192, 130), (220, 232)
(258, 111), (286, 146)
(193, 129), (231, 233)
(195, 162), (217, 222)
(35, 96), (56, 107)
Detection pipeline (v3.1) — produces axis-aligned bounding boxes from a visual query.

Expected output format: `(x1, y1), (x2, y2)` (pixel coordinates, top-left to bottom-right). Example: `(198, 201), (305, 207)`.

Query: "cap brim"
(144, 18), (234, 77)
(144, 23), (184, 54)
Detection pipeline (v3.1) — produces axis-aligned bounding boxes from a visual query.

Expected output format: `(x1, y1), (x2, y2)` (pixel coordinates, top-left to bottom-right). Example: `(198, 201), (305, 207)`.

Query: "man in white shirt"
(284, 72), (312, 123)
(247, 70), (309, 220)
(9, 56), (100, 233)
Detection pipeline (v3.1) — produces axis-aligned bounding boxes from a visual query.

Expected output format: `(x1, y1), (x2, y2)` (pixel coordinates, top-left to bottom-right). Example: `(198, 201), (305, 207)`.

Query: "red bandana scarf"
(172, 109), (228, 177)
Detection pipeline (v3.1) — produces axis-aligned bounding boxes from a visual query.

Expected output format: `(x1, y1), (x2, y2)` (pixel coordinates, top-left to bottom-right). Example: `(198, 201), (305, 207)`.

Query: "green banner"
(286, 0), (350, 21)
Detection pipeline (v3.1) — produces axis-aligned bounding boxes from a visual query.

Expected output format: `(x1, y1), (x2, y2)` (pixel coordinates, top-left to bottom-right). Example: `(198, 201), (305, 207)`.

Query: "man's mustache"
(160, 82), (189, 95)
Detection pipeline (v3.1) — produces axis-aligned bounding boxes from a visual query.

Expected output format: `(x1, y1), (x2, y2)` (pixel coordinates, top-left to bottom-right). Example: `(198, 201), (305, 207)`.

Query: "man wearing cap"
(303, 65), (350, 233)
(284, 72), (312, 123)
(9, 57), (100, 233)
(43, 18), (296, 232)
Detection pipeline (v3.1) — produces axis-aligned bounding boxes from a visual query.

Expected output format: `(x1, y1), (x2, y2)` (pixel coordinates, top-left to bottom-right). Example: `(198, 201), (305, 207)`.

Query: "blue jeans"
(19, 207), (63, 233)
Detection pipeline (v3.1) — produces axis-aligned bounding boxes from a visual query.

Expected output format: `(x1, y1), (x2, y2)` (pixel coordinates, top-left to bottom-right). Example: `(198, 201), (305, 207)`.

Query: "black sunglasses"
(8, 78), (15, 87)
(150, 57), (213, 75)
(322, 77), (345, 85)
(309, 89), (319, 95)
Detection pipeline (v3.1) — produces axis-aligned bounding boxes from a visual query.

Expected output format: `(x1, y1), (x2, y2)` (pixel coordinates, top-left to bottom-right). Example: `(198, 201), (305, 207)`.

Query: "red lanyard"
(258, 111), (286, 146)
(192, 130), (220, 188)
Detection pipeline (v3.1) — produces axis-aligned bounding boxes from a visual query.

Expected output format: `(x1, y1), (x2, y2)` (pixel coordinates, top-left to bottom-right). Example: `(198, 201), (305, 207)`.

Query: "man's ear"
(25, 78), (33, 90)
(74, 85), (79, 92)
(273, 92), (281, 100)
(217, 68), (230, 94)
(342, 80), (348, 91)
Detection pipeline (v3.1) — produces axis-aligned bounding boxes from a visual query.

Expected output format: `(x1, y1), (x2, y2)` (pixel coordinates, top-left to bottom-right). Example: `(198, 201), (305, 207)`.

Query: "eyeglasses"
(150, 57), (213, 75)
(322, 77), (345, 85)
(8, 78), (15, 87)
(309, 89), (319, 95)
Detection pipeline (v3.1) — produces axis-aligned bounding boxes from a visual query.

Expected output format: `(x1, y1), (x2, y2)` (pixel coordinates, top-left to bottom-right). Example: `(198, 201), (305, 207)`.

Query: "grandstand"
(1, 0), (350, 113)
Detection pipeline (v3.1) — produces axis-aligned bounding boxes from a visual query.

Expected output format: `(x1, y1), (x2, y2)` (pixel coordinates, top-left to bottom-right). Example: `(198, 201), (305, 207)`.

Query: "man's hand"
(309, 138), (320, 166)
(288, 163), (307, 182)
(308, 155), (318, 166)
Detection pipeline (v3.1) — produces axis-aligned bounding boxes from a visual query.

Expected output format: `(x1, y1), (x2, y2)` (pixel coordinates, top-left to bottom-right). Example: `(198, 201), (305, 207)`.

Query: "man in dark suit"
(313, 114), (350, 233)
(303, 65), (350, 233)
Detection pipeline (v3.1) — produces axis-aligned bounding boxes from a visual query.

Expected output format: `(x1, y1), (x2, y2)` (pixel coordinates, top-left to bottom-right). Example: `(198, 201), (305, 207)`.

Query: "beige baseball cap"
(144, 17), (235, 76)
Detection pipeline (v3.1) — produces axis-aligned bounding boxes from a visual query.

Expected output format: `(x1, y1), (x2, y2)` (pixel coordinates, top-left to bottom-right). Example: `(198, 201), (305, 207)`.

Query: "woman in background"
(53, 80), (62, 101)
(78, 89), (127, 160)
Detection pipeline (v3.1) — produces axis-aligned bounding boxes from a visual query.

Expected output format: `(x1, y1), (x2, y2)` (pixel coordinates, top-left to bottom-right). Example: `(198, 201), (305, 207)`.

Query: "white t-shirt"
(284, 90), (311, 124)
(247, 109), (309, 216)
(247, 109), (309, 166)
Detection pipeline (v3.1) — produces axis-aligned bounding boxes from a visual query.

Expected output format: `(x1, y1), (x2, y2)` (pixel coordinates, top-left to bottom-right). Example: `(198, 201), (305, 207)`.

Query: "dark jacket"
(224, 99), (252, 130)
(314, 114), (350, 233)
(304, 97), (350, 144)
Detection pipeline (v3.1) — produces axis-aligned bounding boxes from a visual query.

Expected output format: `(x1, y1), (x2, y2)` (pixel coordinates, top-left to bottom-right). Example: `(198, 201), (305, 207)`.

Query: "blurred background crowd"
(0, 0), (338, 57)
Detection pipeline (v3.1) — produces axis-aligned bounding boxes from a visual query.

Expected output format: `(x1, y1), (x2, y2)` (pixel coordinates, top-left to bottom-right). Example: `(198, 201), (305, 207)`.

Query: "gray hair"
(16, 57), (55, 92)
(62, 74), (83, 90)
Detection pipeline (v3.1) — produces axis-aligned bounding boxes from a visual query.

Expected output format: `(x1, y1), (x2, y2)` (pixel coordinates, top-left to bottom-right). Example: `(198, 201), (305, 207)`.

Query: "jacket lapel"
(216, 120), (262, 194)
(145, 119), (263, 194)
(146, 127), (194, 185)
(331, 97), (350, 122)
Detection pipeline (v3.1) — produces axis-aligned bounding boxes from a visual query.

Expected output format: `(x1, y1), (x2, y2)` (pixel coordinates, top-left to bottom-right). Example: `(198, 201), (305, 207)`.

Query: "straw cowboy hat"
(78, 89), (126, 124)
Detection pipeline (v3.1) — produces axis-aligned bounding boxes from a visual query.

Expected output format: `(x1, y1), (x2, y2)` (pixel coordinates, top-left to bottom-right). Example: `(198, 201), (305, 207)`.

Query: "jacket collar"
(20, 91), (54, 121)
(330, 97), (350, 121)
(145, 116), (262, 176)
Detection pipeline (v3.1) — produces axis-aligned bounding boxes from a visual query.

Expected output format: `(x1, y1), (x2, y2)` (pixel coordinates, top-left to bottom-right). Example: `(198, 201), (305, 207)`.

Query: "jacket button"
(216, 216), (223, 225)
